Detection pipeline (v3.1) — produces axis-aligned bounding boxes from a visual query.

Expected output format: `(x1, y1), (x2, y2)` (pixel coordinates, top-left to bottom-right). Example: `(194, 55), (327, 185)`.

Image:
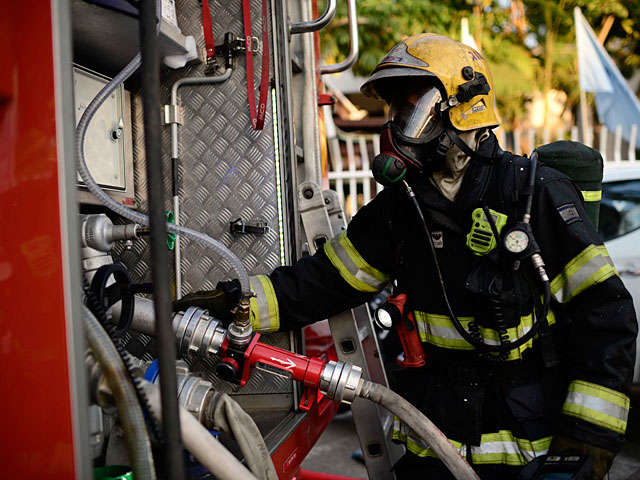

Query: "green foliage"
(320, 0), (640, 128)
(482, 36), (541, 125)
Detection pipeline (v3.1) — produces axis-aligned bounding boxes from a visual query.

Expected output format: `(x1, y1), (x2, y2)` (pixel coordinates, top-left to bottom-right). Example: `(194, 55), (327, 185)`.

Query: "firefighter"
(177, 34), (637, 479)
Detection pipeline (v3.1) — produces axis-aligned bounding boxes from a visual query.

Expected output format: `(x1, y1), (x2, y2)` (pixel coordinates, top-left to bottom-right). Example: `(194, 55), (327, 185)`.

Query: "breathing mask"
(371, 84), (451, 187)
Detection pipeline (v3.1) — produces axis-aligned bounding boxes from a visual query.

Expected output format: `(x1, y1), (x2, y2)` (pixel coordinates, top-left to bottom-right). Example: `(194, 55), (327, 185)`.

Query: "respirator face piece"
(388, 85), (443, 144)
(371, 85), (448, 186)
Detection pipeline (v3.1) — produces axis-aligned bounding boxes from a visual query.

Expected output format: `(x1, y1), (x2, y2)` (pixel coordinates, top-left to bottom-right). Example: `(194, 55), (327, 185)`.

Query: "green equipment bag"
(534, 140), (604, 229)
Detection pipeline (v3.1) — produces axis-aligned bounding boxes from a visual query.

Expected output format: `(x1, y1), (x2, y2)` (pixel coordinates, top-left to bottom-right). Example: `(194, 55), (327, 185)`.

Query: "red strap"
(242, 0), (270, 130)
(201, 0), (215, 59)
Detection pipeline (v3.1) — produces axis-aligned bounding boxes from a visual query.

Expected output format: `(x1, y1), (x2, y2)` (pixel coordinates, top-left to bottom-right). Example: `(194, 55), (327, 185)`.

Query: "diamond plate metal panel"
(114, 0), (295, 397)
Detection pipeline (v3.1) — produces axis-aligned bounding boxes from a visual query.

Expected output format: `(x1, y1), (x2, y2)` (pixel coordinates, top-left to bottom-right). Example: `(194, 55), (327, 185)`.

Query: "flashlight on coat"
(373, 293), (426, 368)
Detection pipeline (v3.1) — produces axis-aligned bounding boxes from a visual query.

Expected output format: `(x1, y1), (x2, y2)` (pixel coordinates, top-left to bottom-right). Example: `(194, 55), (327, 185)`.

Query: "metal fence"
(326, 117), (640, 218)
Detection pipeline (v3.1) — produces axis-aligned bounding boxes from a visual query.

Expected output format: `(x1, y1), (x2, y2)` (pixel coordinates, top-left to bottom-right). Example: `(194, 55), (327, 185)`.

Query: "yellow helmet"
(361, 33), (499, 132)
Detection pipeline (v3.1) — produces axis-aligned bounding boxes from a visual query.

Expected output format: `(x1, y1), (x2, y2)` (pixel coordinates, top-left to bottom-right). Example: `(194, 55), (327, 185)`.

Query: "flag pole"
(574, 7), (592, 146)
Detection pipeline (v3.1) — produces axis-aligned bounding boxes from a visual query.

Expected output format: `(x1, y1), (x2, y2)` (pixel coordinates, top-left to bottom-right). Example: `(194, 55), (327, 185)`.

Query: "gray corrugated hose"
(203, 392), (278, 480)
(141, 380), (258, 480)
(357, 379), (480, 480)
(82, 305), (156, 480)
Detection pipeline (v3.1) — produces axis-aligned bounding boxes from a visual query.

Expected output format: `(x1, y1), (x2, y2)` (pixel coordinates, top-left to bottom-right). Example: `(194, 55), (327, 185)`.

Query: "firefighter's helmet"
(361, 33), (499, 132)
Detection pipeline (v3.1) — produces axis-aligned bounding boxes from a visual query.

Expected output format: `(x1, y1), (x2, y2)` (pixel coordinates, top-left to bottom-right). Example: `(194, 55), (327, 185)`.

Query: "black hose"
(139, 0), (185, 478)
(523, 152), (538, 220)
(83, 279), (160, 440)
(404, 181), (552, 354)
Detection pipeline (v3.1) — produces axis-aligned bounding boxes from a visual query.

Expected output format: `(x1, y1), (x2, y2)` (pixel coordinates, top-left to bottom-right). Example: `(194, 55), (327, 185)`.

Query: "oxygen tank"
(534, 140), (604, 229)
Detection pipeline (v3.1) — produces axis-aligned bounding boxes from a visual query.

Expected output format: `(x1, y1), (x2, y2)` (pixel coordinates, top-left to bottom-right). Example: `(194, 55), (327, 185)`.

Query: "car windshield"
(599, 179), (640, 242)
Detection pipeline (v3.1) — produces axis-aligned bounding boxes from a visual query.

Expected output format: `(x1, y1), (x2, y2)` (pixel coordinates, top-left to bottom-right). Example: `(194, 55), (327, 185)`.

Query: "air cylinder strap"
(201, 0), (216, 72)
(242, 0), (270, 130)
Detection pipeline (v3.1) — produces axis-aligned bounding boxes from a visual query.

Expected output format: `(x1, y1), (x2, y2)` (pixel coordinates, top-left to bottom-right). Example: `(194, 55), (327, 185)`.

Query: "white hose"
(358, 380), (480, 480)
(74, 47), (250, 293)
(142, 380), (257, 480)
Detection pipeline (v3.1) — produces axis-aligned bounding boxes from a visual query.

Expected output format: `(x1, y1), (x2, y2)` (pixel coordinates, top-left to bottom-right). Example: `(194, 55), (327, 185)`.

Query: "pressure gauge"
(504, 229), (530, 254)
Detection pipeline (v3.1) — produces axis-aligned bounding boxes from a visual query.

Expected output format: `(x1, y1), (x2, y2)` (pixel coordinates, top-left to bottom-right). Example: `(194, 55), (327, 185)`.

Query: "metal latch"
(229, 218), (269, 235)
(212, 32), (261, 70)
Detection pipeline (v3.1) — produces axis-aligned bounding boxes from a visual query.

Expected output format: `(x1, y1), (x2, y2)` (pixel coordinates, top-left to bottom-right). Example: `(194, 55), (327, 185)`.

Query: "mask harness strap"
(438, 71), (496, 164)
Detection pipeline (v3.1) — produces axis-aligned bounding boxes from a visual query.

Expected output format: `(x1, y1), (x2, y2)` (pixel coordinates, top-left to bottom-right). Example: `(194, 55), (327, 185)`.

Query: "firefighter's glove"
(549, 434), (616, 480)
(173, 280), (241, 324)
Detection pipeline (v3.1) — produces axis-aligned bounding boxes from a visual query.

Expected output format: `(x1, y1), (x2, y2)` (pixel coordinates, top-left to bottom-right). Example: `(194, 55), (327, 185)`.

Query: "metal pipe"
(169, 68), (233, 299)
(320, 0), (358, 74)
(289, 0), (336, 35)
(139, 0), (185, 477)
(301, 0), (321, 184)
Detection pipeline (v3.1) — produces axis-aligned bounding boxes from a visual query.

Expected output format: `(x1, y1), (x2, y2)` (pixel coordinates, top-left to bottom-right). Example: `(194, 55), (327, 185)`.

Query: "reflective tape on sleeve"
(470, 432), (551, 466)
(323, 231), (390, 293)
(551, 244), (618, 303)
(562, 380), (630, 434)
(249, 275), (280, 333)
(581, 190), (602, 202)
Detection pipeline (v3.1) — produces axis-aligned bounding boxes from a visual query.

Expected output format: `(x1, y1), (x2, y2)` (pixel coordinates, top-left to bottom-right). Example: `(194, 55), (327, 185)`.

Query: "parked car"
(600, 166), (640, 382)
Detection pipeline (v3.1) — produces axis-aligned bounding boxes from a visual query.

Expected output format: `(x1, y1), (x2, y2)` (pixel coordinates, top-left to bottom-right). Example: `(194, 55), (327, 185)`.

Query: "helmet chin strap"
(442, 114), (496, 164)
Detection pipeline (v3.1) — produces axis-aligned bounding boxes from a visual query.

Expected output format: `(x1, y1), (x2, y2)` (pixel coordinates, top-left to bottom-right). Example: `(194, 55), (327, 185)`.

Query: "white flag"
(574, 7), (640, 147)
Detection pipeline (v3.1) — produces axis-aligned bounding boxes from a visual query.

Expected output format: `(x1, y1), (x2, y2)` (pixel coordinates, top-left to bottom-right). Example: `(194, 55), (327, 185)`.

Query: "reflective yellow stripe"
(392, 416), (466, 459)
(413, 310), (556, 361)
(562, 380), (630, 434)
(393, 418), (550, 465)
(471, 432), (551, 465)
(323, 231), (390, 293)
(249, 275), (280, 333)
(581, 190), (602, 202)
(551, 245), (618, 303)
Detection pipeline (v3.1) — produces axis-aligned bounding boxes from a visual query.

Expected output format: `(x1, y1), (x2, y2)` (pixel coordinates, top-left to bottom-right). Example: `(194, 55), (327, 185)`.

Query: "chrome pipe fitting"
(319, 360), (363, 404)
(175, 361), (214, 424)
(174, 306), (227, 359)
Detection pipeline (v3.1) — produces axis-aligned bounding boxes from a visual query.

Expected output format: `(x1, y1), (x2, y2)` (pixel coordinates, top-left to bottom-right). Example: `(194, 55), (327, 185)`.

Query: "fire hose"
(85, 304), (264, 480)
(142, 381), (258, 480)
(114, 298), (480, 479)
(83, 305), (155, 480)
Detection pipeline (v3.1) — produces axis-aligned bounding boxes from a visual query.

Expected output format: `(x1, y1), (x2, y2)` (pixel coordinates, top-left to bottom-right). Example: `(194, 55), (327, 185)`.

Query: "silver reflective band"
(324, 232), (390, 292)
(563, 388), (629, 433)
(249, 275), (280, 332)
(393, 418), (549, 464)
(551, 245), (617, 304)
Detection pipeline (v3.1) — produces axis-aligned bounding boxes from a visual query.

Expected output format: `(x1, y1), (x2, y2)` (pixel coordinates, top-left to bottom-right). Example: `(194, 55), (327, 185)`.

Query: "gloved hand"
(173, 280), (241, 323)
(549, 434), (616, 480)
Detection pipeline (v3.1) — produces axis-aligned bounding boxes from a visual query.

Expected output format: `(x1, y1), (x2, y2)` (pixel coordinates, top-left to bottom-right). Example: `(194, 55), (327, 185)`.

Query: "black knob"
(216, 358), (238, 382)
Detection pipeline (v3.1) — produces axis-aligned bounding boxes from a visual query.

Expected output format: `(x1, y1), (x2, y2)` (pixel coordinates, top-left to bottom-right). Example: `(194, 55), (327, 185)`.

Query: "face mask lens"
(389, 86), (443, 143)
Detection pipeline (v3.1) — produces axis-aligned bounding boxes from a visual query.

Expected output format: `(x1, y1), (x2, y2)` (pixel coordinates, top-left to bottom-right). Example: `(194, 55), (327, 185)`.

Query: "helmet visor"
(389, 85), (443, 143)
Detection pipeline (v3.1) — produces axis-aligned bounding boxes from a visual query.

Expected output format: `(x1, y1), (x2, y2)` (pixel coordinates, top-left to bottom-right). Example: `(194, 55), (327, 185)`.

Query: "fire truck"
(1, 1), (479, 479)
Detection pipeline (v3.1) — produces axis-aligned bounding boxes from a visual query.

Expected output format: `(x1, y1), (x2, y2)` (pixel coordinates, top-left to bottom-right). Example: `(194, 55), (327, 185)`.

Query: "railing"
(326, 120), (640, 218)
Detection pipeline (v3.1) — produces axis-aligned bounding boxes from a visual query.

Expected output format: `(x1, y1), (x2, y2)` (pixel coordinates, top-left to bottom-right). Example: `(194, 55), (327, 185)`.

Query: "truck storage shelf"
(72, 0), (192, 77)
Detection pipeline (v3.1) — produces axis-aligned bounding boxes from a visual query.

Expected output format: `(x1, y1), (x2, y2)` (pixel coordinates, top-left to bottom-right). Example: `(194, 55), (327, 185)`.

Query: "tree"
(320, 0), (640, 129)
(525, 0), (640, 113)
